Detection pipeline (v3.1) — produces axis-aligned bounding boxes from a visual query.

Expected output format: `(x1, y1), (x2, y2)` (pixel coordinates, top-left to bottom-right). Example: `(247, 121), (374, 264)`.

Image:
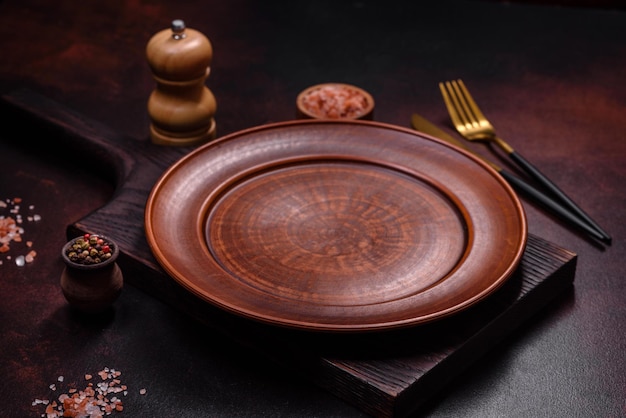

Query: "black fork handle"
(499, 169), (605, 242)
(508, 150), (611, 243)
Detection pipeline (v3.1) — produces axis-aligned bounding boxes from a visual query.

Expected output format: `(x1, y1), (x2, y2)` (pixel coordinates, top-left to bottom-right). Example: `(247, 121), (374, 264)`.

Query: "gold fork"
(439, 79), (611, 244)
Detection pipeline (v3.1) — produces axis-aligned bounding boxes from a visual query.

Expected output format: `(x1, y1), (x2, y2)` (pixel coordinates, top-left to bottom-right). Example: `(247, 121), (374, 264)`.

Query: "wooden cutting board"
(1, 89), (577, 418)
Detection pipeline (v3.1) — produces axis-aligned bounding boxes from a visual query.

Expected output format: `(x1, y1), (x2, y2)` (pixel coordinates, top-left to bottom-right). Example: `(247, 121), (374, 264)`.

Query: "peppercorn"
(65, 234), (115, 265)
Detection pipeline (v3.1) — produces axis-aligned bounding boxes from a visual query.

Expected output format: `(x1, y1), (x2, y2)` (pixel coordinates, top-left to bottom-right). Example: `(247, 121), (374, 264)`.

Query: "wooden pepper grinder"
(146, 19), (217, 146)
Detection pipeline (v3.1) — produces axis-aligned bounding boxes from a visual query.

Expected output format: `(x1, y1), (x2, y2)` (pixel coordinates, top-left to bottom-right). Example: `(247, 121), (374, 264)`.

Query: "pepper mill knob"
(146, 19), (217, 146)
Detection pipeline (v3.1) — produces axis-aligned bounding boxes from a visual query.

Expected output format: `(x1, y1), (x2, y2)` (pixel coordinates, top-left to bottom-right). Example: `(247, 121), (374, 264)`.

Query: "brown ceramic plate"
(145, 120), (527, 332)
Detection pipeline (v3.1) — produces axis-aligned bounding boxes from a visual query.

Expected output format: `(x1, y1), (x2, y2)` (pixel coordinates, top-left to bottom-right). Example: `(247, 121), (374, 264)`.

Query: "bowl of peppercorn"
(60, 234), (123, 313)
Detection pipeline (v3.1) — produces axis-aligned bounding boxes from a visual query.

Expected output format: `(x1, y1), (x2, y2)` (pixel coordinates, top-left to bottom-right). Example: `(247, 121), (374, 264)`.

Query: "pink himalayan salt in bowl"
(296, 83), (374, 120)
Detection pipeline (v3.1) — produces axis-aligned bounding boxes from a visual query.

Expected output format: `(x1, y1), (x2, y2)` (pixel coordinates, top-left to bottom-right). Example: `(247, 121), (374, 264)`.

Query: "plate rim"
(145, 119), (527, 332)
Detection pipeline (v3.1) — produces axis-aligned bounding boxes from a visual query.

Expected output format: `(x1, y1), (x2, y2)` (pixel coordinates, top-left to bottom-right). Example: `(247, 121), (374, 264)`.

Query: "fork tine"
(441, 80), (476, 132)
(447, 80), (478, 130)
(455, 79), (488, 128)
(438, 81), (465, 131)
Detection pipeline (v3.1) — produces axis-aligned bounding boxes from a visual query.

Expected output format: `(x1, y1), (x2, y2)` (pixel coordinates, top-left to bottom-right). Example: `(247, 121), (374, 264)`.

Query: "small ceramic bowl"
(296, 82), (374, 121)
(60, 234), (123, 314)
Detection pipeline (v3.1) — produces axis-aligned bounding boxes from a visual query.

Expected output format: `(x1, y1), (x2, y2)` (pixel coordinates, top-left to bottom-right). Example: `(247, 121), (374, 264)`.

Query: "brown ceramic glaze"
(144, 120), (527, 332)
(60, 236), (123, 313)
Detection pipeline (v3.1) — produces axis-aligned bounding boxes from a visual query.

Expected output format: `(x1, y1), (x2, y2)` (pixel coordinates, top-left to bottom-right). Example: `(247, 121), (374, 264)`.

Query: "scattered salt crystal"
(1, 197), (40, 267)
(34, 367), (139, 417)
(139, 388), (147, 395)
(49, 383), (56, 390)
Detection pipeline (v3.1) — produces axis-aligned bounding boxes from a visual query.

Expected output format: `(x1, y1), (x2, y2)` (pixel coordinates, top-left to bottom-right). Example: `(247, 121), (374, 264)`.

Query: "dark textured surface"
(0, 88), (574, 418)
(0, 1), (625, 417)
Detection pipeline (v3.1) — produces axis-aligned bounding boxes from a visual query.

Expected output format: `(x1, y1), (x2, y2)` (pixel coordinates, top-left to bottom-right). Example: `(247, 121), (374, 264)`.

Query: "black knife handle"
(509, 150), (611, 243)
(499, 169), (606, 242)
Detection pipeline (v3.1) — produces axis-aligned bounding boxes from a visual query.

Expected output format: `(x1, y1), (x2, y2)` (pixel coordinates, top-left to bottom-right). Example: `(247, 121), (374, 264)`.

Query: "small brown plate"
(145, 120), (527, 332)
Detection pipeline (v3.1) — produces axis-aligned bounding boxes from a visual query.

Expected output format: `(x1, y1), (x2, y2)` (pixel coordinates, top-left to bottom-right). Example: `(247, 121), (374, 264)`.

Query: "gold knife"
(410, 113), (607, 243)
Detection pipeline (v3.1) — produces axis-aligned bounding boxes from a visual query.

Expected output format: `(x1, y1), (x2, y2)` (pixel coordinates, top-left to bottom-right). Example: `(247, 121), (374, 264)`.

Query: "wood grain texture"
(0, 89), (576, 417)
(146, 23), (217, 145)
